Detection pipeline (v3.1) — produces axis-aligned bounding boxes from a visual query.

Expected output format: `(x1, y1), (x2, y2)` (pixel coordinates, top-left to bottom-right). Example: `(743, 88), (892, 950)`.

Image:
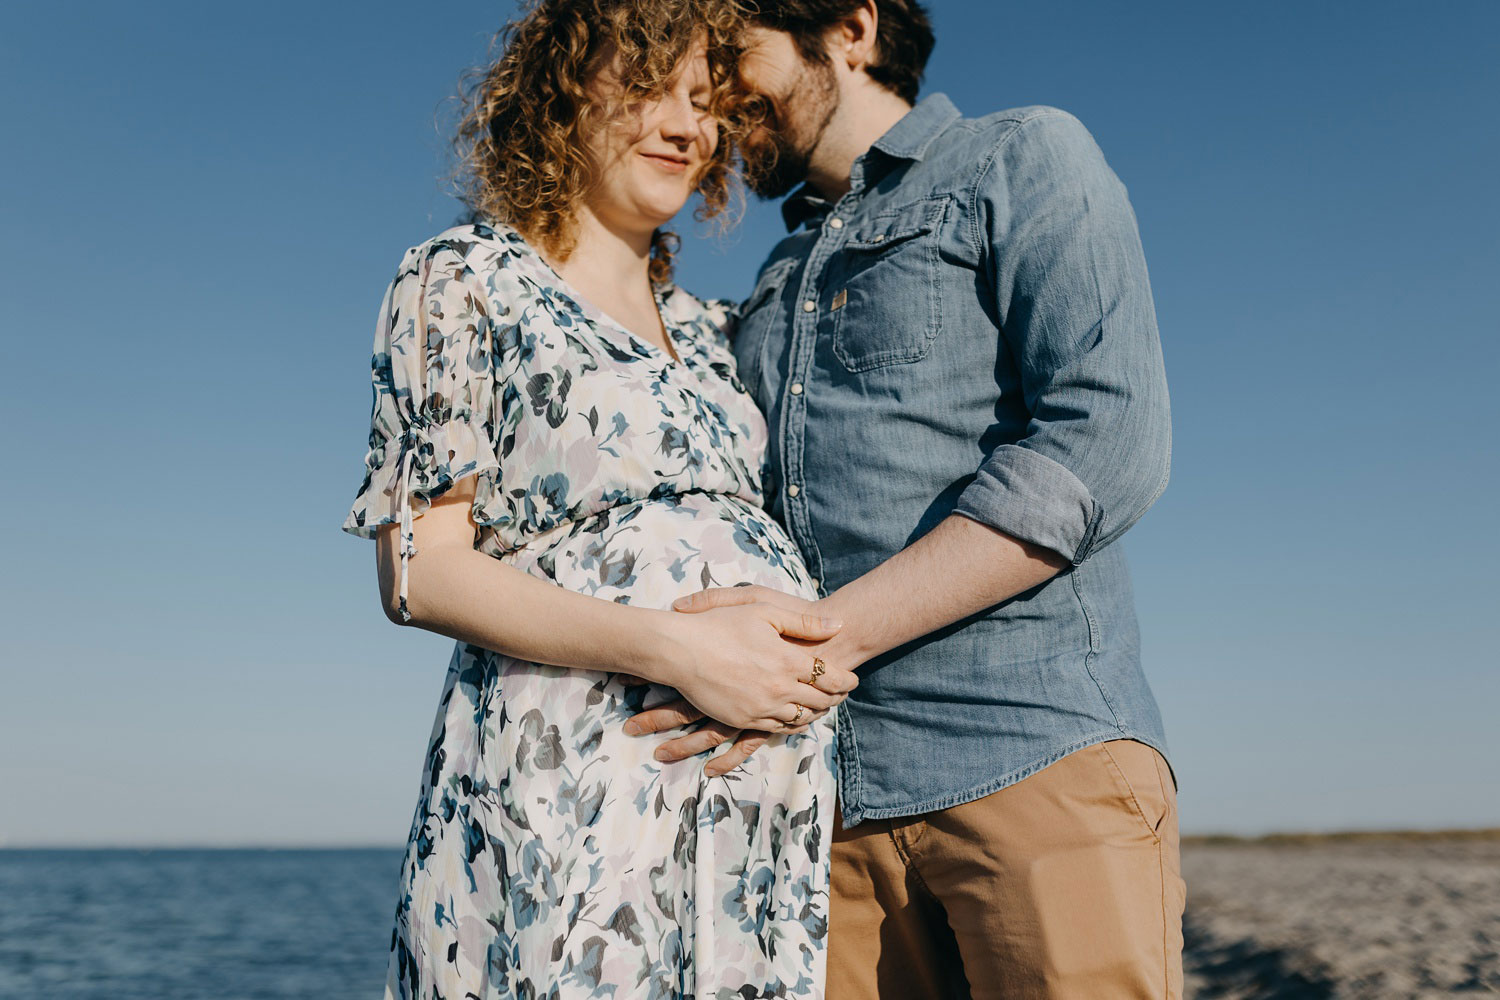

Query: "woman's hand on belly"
(626, 584), (865, 773)
(631, 601), (859, 737)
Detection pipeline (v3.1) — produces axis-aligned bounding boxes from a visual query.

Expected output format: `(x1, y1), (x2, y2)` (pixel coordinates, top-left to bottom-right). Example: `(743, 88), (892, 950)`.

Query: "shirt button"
(812, 577), (821, 590)
(828, 217), (843, 229)
(802, 300), (816, 313)
(787, 483), (801, 498)
(790, 382), (804, 395)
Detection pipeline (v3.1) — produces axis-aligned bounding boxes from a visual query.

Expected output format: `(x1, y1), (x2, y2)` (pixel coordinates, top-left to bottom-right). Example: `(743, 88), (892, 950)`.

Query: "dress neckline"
(484, 220), (692, 370)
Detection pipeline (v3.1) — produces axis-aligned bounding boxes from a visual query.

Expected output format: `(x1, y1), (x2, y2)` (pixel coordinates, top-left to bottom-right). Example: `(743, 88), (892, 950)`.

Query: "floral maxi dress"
(341, 222), (836, 1000)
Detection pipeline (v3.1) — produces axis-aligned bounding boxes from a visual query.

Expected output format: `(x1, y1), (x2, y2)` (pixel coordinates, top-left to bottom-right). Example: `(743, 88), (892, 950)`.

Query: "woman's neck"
(545, 206), (677, 355)
(554, 206), (656, 297)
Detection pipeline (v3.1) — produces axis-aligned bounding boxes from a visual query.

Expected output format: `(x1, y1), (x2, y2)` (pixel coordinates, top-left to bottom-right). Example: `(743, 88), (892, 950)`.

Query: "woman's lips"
(640, 152), (689, 173)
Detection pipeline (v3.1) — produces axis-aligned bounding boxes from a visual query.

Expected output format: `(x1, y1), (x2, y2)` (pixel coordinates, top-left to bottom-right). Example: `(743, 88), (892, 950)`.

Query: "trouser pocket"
(1099, 738), (1174, 843)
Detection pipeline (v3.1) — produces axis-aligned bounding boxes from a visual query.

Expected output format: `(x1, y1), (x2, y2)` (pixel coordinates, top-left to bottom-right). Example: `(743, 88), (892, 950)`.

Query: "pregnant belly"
(496, 491), (817, 608)
(448, 494), (835, 933)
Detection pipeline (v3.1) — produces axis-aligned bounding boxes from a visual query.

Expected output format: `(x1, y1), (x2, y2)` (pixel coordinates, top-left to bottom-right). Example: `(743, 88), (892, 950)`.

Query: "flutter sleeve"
(340, 240), (502, 621)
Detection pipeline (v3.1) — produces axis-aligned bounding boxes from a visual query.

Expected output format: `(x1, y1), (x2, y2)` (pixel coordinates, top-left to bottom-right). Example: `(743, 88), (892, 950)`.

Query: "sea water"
(0, 848), (403, 999)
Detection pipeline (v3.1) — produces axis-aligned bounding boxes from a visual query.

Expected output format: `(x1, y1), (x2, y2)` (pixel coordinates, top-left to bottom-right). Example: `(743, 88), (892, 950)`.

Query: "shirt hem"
(839, 728), (1172, 826)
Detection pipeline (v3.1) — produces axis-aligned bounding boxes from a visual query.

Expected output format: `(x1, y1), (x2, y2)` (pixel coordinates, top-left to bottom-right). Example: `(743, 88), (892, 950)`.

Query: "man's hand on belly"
(635, 516), (1070, 772)
(626, 585), (859, 775)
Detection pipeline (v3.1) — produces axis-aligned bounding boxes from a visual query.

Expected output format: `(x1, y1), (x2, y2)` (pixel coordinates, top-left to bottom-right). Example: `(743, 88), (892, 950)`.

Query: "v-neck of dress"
(520, 235), (692, 370)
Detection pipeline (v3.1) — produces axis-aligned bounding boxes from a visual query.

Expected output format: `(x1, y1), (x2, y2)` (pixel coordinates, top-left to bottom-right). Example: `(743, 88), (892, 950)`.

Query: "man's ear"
(830, 0), (880, 72)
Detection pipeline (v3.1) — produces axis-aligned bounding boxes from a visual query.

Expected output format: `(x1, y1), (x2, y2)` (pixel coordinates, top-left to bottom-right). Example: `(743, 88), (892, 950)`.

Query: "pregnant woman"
(339, 1), (855, 997)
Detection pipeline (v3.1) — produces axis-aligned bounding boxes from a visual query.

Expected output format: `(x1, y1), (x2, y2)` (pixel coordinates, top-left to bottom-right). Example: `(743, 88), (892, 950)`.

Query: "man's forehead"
(738, 26), (807, 98)
(741, 26), (799, 65)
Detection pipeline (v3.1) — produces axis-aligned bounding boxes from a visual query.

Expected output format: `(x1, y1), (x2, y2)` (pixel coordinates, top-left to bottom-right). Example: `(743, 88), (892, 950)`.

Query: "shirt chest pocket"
(733, 257), (797, 399)
(828, 197), (948, 373)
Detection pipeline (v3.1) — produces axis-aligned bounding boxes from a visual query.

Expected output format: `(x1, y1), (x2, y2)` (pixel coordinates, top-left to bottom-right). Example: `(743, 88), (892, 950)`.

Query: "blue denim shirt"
(732, 93), (1174, 826)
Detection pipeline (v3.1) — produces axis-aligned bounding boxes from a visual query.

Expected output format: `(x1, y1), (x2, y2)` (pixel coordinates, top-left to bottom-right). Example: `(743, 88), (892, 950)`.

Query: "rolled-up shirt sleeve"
(953, 110), (1171, 565)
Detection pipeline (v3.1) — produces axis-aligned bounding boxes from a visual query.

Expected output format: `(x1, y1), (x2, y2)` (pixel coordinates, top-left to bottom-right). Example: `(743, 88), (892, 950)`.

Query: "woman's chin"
(624, 204), (691, 233)
(632, 179), (698, 223)
(593, 188), (695, 236)
(647, 194), (696, 224)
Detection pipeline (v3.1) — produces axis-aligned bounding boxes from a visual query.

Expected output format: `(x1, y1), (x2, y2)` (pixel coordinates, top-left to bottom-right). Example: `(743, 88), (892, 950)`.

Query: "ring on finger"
(804, 656), (826, 687)
(789, 704), (805, 726)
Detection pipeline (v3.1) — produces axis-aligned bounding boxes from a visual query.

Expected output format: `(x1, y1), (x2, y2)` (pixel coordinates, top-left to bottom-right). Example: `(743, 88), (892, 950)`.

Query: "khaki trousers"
(826, 738), (1186, 999)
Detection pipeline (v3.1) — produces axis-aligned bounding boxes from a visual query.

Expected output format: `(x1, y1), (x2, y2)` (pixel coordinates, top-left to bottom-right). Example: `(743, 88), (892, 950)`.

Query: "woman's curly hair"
(452, 0), (750, 286)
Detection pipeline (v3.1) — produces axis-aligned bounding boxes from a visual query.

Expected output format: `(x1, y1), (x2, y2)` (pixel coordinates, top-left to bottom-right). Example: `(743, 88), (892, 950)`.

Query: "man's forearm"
(814, 513), (1069, 668)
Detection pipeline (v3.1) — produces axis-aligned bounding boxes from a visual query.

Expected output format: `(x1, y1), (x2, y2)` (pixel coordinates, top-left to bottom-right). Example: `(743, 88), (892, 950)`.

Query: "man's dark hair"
(748, 0), (934, 104)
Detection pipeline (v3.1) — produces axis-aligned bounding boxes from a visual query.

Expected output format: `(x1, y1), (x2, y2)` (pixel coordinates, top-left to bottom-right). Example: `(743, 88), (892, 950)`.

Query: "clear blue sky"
(1, 1), (1495, 846)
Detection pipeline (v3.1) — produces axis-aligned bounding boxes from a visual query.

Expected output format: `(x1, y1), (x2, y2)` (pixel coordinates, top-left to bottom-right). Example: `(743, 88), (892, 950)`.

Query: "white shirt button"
(802, 299), (816, 313)
(787, 483), (801, 498)
(828, 217), (844, 229)
(790, 382), (804, 395)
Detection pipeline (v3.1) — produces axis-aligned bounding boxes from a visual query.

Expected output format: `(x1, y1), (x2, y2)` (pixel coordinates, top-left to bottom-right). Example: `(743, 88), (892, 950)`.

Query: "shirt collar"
(868, 91), (961, 162)
(781, 92), (961, 232)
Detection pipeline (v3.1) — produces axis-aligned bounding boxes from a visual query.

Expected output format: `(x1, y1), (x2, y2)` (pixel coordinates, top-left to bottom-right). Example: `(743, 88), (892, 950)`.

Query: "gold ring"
(806, 656), (826, 686)
(789, 704), (805, 725)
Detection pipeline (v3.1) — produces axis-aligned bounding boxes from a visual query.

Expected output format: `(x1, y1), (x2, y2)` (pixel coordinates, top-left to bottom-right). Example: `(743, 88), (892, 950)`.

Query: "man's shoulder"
(929, 105), (1117, 208)
(960, 103), (1083, 130)
(946, 103), (1100, 159)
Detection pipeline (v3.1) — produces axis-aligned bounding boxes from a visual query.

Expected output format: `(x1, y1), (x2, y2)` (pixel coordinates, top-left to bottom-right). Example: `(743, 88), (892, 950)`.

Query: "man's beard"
(741, 127), (813, 199)
(740, 58), (839, 200)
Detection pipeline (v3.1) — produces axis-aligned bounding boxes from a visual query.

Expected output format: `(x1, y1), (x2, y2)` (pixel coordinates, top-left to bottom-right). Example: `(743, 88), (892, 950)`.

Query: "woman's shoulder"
(391, 219), (532, 273)
(380, 220), (560, 326)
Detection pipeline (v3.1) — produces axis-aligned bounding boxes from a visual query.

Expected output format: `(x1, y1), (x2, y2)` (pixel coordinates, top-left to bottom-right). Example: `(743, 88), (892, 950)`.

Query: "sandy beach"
(1182, 831), (1500, 998)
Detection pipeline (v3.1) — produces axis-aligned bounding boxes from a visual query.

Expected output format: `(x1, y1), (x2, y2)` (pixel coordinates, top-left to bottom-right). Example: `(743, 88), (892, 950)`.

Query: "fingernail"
(671, 597), (689, 609)
(654, 748), (670, 761)
(820, 617), (843, 629)
(623, 721), (640, 736)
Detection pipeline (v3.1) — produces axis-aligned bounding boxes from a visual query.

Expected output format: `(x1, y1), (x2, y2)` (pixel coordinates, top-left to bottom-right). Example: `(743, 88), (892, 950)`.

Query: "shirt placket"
(776, 172), (870, 597)
(775, 165), (876, 821)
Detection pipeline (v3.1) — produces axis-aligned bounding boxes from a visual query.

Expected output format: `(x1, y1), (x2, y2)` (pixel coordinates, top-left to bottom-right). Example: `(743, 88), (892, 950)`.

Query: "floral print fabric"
(341, 222), (836, 999)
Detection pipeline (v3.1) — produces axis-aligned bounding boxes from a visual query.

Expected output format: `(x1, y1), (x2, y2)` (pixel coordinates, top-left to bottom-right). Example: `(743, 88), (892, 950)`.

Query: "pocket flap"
(844, 197), (948, 251)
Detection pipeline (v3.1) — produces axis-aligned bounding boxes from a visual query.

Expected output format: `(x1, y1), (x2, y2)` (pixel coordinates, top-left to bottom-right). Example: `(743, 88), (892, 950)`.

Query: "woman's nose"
(656, 93), (701, 145)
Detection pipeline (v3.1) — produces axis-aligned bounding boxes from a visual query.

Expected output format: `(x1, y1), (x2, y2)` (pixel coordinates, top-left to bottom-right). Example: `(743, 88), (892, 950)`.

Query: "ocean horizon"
(0, 848), (404, 999)
(8, 823), (1496, 851)
(5, 835), (1497, 998)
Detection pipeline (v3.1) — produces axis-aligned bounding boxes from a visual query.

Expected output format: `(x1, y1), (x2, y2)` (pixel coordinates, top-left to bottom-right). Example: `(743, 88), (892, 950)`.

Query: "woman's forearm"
(381, 529), (683, 683)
